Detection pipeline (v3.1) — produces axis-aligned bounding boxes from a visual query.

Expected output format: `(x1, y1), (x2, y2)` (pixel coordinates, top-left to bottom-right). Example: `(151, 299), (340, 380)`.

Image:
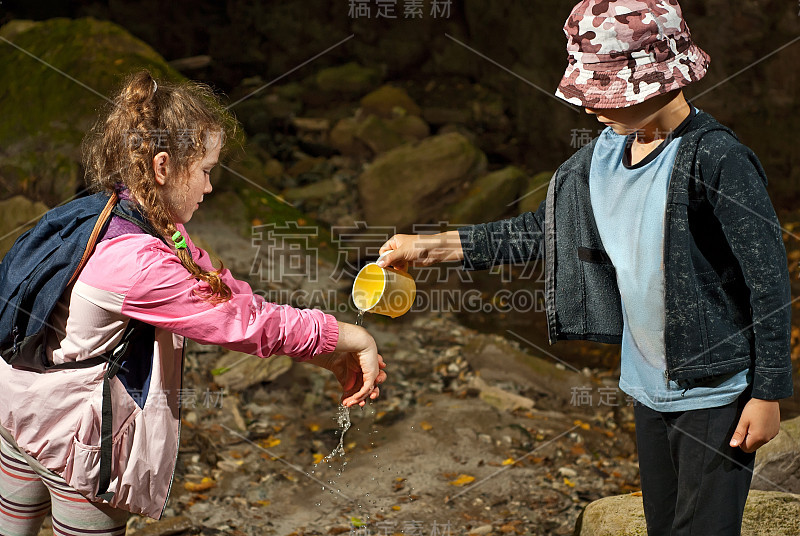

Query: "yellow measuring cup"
(352, 259), (416, 318)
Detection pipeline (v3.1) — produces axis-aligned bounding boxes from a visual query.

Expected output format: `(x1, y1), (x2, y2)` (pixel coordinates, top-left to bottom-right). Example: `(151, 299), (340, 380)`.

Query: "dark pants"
(634, 393), (755, 536)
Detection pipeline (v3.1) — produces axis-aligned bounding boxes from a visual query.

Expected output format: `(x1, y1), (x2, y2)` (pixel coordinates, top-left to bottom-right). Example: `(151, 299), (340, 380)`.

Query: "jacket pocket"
(66, 392), (140, 498)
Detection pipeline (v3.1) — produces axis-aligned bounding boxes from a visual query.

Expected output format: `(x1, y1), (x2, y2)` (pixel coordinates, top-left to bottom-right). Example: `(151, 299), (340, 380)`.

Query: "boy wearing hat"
(378, 1), (792, 534)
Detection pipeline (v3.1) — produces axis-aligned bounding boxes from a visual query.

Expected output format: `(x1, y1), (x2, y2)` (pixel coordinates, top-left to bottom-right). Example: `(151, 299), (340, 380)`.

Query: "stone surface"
(360, 85), (421, 119)
(517, 171), (553, 216)
(315, 62), (382, 94)
(354, 114), (406, 154)
(329, 117), (370, 158)
(212, 351), (293, 391)
(753, 415), (800, 494)
(574, 490), (800, 536)
(0, 196), (49, 258)
(358, 132), (487, 230)
(283, 178), (345, 203)
(0, 18), (181, 206)
(461, 335), (584, 410)
(444, 165), (527, 224)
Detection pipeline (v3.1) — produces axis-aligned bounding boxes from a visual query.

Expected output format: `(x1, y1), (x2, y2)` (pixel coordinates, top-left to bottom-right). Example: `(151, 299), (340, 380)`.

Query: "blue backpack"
(0, 191), (161, 501)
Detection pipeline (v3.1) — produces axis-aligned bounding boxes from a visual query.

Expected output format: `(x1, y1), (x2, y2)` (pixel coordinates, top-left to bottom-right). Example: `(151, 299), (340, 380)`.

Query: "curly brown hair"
(82, 70), (239, 303)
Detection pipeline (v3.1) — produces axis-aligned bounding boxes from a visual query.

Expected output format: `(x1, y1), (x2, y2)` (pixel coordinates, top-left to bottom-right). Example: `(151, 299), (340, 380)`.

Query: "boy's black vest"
(0, 192), (162, 501)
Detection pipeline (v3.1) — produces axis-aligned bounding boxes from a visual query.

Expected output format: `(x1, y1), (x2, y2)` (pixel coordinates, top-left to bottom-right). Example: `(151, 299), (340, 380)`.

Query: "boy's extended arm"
(378, 200), (547, 271)
(457, 199), (547, 270)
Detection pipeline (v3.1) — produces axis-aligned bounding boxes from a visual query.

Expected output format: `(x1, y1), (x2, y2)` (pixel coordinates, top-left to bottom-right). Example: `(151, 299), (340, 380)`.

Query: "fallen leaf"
(391, 505), (401, 511)
(449, 474), (476, 486)
(420, 421), (433, 431)
(563, 477), (575, 488)
(184, 477), (215, 492)
(260, 437), (281, 448)
(313, 453), (325, 464)
(502, 458), (515, 466)
(308, 423), (320, 432)
(573, 419), (590, 430)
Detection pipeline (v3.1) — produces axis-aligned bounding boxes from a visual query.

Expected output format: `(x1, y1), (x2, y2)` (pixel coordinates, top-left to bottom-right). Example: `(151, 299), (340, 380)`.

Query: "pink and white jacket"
(0, 224), (339, 518)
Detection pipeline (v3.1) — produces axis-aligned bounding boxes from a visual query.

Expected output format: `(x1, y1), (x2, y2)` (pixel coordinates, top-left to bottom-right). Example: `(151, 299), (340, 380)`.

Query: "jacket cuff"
(459, 225), (488, 271)
(751, 367), (794, 400)
(318, 313), (339, 355)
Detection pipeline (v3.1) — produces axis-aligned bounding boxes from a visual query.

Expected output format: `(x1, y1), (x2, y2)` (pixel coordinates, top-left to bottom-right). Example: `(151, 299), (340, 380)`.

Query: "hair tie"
(172, 230), (187, 250)
(152, 78), (158, 94)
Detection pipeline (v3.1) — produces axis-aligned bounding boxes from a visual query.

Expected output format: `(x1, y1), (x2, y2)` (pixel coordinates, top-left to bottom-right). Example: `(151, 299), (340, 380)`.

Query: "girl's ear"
(153, 152), (170, 186)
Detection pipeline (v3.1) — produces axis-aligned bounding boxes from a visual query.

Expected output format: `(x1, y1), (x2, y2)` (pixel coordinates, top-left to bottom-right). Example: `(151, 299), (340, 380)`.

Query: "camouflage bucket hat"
(555, 0), (710, 108)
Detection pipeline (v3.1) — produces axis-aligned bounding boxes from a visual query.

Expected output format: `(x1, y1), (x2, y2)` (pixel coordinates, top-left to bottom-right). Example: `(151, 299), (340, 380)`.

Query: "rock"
(386, 115), (430, 141)
(286, 157), (327, 178)
(461, 335), (584, 410)
(444, 166), (527, 224)
(358, 132), (487, 230)
(0, 18), (182, 206)
(292, 117), (331, 132)
(168, 55), (212, 71)
(0, 196), (49, 258)
(329, 118), (370, 158)
(741, 490), (800, 535)
(351, 114), (430, 155)
(263, 158), (284, 179)
(574, 490), (800, 536)
(212, 351), (293, 391)
(315, 62), (382, 94)
(283, 178), (345, 203)
(753, 415), (800, 494)
(354, 115), (406, 154)
(129, 515), (195, 536)
(518, 171), (554, 215)
(471, 376), (535, 413)
(573, 493), (647, 536)
(360, 85), (421, 119)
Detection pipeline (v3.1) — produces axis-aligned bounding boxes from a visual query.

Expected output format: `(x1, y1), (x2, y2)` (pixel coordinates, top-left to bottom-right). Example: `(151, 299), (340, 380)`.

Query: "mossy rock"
(315, 62), (382, 94)
(753, 415), (800, 494)
(0, 18), (183, 206)
(518, 171), (553, 215)
(444, 165), (527, 224)
(0, 195), (50, 258)
(574, 490), (800, 536)
(358, 132), (487, 230)
(360, 85), (421, 119)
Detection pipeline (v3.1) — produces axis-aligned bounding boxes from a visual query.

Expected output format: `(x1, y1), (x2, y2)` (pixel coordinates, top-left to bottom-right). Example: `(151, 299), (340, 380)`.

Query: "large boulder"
(358, 132), (487, 230)
(518, 171), (554, 215)
(0, 196), (50, 258)
(753, 415), (800, 494)
(574, 490), (800, 536)
(360, 85), (421, 119)
(0, 18), (182, 206)
(443, 165), (527, 224)
(461, 334), (584, 411)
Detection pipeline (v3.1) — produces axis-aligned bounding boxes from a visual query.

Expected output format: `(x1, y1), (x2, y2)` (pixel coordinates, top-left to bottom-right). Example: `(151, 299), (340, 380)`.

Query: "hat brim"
(555, 44), (710, 109)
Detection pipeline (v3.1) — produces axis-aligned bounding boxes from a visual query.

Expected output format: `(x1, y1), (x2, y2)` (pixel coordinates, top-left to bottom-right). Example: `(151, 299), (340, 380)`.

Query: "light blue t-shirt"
(589, 112), (750, 411)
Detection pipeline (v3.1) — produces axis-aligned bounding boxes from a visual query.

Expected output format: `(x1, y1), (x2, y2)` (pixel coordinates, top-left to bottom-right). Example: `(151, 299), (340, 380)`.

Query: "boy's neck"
(633, 92), (691, 145)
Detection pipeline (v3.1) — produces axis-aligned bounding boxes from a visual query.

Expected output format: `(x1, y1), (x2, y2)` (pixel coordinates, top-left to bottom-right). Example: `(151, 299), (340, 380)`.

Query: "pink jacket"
(0, 225), (338, 518)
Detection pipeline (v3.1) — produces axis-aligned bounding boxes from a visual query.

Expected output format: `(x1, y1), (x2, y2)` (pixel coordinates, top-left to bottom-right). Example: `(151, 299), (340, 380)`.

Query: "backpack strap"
(97, 318), (142, 501)
(68, 193), (118, 287)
